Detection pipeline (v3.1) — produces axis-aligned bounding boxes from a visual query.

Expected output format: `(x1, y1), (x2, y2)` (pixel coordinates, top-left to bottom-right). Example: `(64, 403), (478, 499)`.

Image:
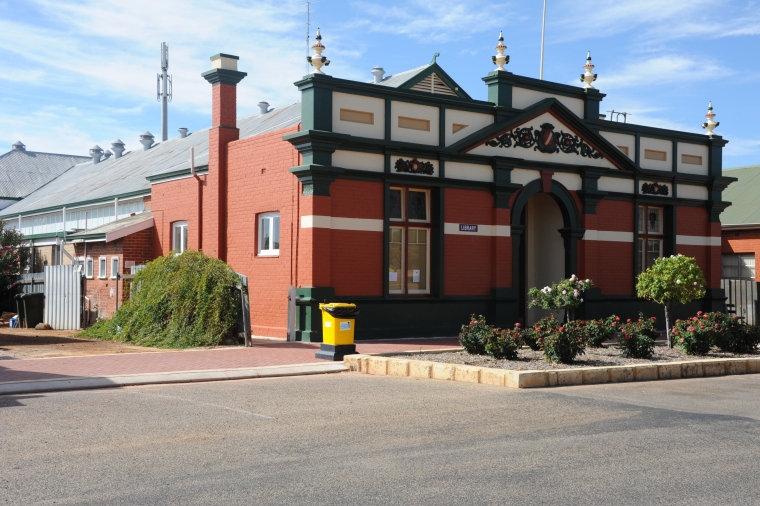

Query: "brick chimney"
(201, 53), (247, 261)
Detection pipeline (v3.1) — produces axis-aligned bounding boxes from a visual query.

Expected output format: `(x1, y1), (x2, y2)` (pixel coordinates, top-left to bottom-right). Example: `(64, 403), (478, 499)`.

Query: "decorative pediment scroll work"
(485, 122), (603, 160)
(641, 181), (669, 196)
(394, 158), (435, 175)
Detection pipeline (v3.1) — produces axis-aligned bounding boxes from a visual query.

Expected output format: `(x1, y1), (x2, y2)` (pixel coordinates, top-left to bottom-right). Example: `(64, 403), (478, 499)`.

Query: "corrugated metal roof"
(0, 149), (89, 199)
(372, 64), (430, 88)
(0, 102), (302, 216)
(722, 165), (760, 226)
(67, 211), (153, 237)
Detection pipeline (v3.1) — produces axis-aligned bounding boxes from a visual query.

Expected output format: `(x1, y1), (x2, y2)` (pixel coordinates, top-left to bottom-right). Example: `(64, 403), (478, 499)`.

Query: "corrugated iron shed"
(0, 148), (89, 199)
(722, 165), (760, 226)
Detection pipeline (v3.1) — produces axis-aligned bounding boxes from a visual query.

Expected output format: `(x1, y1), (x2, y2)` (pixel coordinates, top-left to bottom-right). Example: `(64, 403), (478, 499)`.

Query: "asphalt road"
(2, 373), (759, 505)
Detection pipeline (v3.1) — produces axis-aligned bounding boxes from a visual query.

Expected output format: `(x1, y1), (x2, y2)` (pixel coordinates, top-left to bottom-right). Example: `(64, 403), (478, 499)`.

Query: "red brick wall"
(226, 125), (300, 338)
(586, 200), (635, 295)
(151, 175), (204, 257)
(677, 206), (720, 288)
(723, 228), (760, 282)
(75, 228), (154, 321)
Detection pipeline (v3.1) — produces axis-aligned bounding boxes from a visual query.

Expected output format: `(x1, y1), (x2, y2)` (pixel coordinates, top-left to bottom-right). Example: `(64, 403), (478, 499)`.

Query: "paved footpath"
(0, 338), (460, 385)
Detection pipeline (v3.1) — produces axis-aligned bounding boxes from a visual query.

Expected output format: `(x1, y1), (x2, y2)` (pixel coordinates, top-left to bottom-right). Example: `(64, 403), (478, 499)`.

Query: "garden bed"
(391, 345), (758, 371)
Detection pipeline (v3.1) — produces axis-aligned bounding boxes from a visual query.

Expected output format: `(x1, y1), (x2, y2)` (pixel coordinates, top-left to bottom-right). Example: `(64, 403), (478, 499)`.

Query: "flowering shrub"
(636, 254), (706, 347)
(584, 315), (619, 347)
(485, 326), (521, 360)
(459, 314), (491, 355)
(618, 314), (658, 359)
(531, 317), (586, 364)
(528, 275), (593, 321)
(671, 312), (713, 355)
(0, 219), (28, 305)
(672, 311), (760, 354)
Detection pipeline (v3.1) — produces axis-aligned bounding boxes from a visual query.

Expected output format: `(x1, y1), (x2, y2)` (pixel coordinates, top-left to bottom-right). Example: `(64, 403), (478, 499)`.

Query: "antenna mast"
(157, 42), (172, 142)
(306, 2), (311, 74)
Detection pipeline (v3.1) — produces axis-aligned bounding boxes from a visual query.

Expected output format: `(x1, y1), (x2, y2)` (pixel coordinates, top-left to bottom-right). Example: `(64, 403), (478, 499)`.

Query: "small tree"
(636, 254), (706, 348)
(0, 218), (27, 306)
(528, 275), (593, 322)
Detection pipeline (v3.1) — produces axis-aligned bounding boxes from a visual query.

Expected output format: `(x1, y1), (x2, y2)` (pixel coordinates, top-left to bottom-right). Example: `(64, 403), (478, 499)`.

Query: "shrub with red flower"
(618, 313), (657, 358)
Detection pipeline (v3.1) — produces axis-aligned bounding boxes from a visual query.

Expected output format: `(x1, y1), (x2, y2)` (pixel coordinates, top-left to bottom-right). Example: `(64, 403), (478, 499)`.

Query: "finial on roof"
(580, 51), (597, 89)
(430, 52), (440, 64)
(12, 140), (25, 151)
(492, 31), (509, 71)
(307, 28), (330, 74)
(702, 101), (720, 137)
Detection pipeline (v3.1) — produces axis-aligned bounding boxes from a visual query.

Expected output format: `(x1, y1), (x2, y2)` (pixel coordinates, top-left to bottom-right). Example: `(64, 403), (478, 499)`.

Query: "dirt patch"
(400, 345), (759, 371)
(0, 328), (175, 359)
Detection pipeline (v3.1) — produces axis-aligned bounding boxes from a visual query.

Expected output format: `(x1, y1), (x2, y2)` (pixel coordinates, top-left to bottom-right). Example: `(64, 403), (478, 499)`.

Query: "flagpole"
(540, 0), (546, 80)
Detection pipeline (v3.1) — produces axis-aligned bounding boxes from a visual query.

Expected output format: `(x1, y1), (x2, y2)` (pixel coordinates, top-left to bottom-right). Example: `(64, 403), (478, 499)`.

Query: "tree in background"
(636, 254), (706, 348)
(528, 275), (593, 322)
(0, 218), (27, 306)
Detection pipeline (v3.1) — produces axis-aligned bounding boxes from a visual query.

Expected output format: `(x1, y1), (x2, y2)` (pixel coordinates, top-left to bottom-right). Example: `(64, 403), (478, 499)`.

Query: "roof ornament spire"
(306, 28), (330, 74)
(702, 101), (720, 136)
(430, 52), (440, 64)
(580, 51), (597, 89)
(492, 31), (509, 71)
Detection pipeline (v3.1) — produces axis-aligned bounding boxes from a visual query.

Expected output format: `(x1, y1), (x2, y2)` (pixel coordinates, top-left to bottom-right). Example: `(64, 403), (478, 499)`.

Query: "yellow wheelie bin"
(316, 303), (359, 360)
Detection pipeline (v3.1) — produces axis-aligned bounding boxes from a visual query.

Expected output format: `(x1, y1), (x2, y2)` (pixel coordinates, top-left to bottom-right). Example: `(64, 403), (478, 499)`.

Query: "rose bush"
(618, 314), (658, 359)
(528, 275), (593, 322)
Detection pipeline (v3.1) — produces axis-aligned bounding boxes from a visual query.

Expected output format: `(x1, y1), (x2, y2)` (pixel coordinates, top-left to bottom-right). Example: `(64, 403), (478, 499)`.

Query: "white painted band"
(300, 215), (383, 232)
(583, 230), (634, 242)
(676, 235), (721, 247)
(443, 223), (511, 237)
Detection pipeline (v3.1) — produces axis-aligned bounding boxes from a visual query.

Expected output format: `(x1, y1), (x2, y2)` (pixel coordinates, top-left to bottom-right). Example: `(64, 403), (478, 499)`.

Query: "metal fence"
(44, 265), (84, 330)
(721, 278), (758, 326)
(1, 273), (45, 312)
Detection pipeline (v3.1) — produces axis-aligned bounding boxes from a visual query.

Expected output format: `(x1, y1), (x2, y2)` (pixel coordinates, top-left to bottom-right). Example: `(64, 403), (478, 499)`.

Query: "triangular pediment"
(453, 99), (636, 171)
(398, 63), (471, 100)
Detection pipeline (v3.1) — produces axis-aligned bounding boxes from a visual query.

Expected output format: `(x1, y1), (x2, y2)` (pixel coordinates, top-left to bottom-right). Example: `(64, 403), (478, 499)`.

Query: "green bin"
(15, 293), (45, 328)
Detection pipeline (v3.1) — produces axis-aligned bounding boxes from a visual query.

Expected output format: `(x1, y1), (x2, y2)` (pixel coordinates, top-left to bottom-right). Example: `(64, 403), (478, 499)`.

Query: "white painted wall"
(526, 193), (565, 324)
(445, 109), (493, 146)
(511, 168), (540, 186)
(552, 172), (582, 191)
(332, 150), (384, 172)
(599, 131), (635, 161)
(639, 137), (672, 171)
(390, 101), (439, 145)
(332, 92), (385, 140)
(677, 184), (709, 200)
(677, 142), (709, 175)
(445, 162), (493, 182)
(511, 87), (585, 118)
(469, 112), (617, 169)
(598, 176), (634, 194)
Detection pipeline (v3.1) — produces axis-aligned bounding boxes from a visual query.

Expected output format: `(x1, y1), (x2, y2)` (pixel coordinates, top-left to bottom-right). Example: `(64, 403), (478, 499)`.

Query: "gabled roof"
(0, 149), (89, 199)
(451, 97), (637, 171)
(372, 62), (470, 99)
(721, 165), (760, 227)
(0, 103), (302, 216)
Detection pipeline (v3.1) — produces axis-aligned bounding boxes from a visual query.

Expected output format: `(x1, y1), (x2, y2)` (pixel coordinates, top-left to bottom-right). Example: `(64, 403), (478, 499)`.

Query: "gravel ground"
(400, 345), (759, 370)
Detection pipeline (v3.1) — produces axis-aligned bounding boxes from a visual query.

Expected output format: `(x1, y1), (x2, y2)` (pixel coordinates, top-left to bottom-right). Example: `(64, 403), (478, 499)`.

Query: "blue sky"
(1, 0), (758, 168)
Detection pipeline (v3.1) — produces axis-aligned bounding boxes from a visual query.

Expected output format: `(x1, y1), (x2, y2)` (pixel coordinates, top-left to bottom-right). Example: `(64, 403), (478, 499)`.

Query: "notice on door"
(412, 269), (420, 283)
(389, 271), (398, 282)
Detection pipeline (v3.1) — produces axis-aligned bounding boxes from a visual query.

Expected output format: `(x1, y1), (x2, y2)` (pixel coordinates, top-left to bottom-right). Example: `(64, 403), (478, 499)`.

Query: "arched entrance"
(510, 178), (584, 324)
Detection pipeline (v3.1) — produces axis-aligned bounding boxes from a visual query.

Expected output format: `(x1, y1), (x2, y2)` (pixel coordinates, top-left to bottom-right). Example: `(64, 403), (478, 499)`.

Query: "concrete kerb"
(343, 354), (760, 389)
(0, 362), (348, 396)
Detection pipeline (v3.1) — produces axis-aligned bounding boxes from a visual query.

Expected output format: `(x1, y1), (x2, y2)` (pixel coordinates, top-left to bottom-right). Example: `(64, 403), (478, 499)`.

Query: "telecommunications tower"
(157, 42), (172, 142)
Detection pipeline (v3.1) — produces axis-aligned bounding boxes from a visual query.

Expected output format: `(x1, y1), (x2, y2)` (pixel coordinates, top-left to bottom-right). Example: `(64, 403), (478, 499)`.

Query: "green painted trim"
(294, 286), (335, 342)
(396, 62), (472, 99)
(507, 72), (607, 102)
(289, 164), (344, 196)
(592, 119), (721, 145)
(300, 76), (333, 132)
(146, 166), (209, 183)
(201, 68), (247, 86)
(0, 190), (150, 219)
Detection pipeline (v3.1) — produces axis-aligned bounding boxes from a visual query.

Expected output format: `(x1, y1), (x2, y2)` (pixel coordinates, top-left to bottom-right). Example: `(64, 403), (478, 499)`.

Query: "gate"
(44, 265), (84, 330)
(721, 278), (759, 326)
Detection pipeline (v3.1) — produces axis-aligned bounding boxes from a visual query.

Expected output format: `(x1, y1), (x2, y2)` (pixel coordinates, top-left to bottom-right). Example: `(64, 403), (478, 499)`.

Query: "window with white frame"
(172, 221), (188, 254)
(85, 257), (94, 279)
(258, 212), (280, 256)
(722, 254), (756, 280)
(388, 187), (431, 295)
(110, 257), (119, 279)
(98, 256), (107, 279)
(637, 205), (663, 273)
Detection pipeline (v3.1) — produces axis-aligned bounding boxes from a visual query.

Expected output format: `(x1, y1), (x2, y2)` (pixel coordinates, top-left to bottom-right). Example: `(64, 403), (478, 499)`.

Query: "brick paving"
(0, 338), (460, 384)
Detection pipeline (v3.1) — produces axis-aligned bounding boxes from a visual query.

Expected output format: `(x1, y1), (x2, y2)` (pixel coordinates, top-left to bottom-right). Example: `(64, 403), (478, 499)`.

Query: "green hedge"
(80, 251), (241, 348)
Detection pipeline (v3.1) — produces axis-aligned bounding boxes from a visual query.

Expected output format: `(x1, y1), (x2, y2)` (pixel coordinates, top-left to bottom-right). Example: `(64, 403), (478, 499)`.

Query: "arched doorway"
(510, 178), (584, 325)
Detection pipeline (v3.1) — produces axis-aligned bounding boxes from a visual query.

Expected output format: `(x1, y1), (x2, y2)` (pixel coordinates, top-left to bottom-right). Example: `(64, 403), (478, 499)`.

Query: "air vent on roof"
(178, 127), (188, 138)
(90, 145), (104, 164)
(112, 140), (125, 158)
(12, 141), (25, 151)
(139, 131), (155, 151)
(371, 66), (385, 83)
(258, 102), (270, 114)
(103, 149), (112, 160)
(410, 73), (457, 96)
